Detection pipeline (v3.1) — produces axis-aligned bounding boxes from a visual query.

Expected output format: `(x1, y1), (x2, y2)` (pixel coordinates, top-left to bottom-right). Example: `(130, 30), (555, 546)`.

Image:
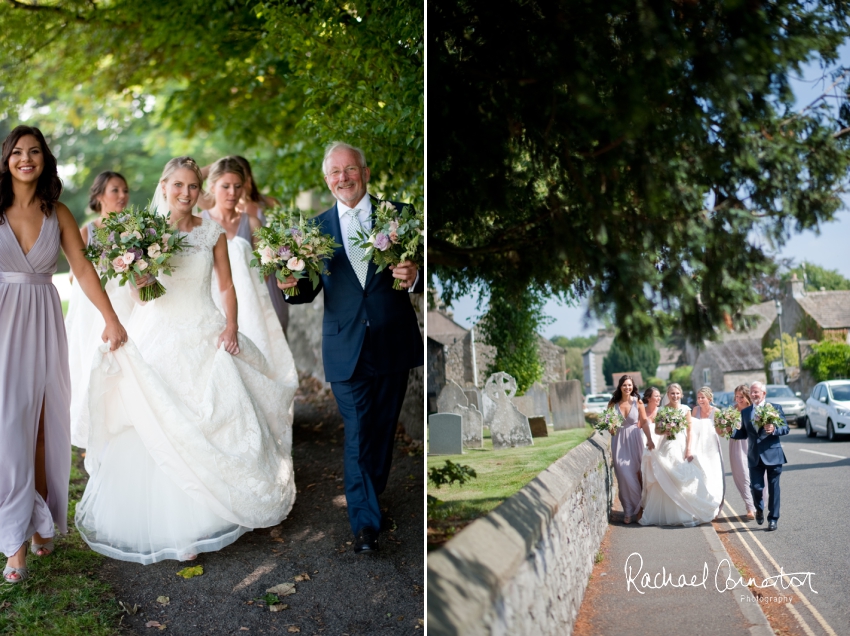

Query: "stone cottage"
(582, 329), (615, 394)
(689, 301), (776, 392)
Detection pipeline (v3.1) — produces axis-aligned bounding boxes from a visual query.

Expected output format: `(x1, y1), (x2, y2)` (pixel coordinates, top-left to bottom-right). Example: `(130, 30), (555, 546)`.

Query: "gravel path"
(101, 381), (424, 635)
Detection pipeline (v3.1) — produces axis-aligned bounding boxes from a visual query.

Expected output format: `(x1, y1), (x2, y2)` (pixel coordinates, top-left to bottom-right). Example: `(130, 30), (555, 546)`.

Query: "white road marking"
(786, 602), (818, 636)
(798, 448), (847, 460)
(723, 501), (837, 636)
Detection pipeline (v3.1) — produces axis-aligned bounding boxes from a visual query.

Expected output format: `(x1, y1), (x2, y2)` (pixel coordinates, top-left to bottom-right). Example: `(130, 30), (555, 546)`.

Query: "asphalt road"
(101, 387), (425, 635)
(718, 425), (850, 634)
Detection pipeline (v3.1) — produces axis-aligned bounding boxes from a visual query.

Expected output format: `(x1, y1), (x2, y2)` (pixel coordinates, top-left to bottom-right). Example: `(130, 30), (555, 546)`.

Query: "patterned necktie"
(346, 209), (369, 288)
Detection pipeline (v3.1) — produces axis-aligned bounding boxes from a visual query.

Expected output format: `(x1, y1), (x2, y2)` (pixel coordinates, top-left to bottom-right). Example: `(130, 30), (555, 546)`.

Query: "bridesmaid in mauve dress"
(609, 374), (653, 524)
(0, 125), (127, 583)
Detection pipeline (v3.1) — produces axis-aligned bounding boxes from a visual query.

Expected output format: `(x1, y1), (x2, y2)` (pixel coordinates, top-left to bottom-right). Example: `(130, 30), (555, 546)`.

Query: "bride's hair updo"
(208, 156), (246, 189)
(159, 156), (204, 191)
(697, 386), (714, 403)
(666, 382), (683, 398)
(642, 387), (660, 406)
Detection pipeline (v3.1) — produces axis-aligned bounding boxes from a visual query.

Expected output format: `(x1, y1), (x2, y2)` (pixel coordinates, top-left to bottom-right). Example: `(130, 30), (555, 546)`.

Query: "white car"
(584, 393), (613, 415)
(804, 380), (850, 441)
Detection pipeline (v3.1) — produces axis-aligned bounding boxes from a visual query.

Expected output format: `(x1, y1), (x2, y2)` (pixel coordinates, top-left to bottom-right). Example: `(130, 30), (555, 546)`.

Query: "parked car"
(804, 380), (850, 441)
(584, 393), (613, 415)
(713, 391), (734, 408)
(765, 384), (807, 428)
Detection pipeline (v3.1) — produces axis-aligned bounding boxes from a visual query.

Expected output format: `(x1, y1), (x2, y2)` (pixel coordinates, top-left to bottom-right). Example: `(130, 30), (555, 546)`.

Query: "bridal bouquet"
(593, 408), (624, 436)
(654, 407), (688, 440)
(714, 407), (742, 439)
(83, 206), (188, 301)
(354, 200), (423, 290)
(754, 403), (783, 430)
(251, 208), (340, 297)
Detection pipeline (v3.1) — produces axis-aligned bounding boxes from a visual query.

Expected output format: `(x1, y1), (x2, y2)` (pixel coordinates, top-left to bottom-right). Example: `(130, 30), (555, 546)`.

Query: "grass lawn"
(0, 450), (120, 635)
(61, 300), (68, 317)
(427, 426), (593, 549)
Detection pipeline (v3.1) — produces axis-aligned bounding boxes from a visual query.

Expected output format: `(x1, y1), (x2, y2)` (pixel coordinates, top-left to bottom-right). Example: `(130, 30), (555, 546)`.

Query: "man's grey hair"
(322, 141), (367, 175)
(750, 381), (766, 392)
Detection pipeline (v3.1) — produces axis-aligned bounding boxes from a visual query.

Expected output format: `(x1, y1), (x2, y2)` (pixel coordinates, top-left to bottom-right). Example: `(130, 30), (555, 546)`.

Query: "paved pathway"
(101, 385), (424, 635)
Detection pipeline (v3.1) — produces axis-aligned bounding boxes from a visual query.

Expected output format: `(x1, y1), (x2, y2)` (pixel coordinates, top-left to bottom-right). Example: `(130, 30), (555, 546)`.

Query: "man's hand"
(389, 260), (418, 289)
(276, 274), (298, 291)
(764, 423), (775, 434)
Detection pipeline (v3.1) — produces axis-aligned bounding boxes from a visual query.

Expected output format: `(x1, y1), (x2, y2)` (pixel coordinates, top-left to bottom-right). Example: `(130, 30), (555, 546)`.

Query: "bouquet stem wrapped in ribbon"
(593, 407), (624, 436)
(654, 406), (688, 440)
(713, 407), (742, 439)
(83, 207), (188, 301)
(355, 200), (423, 290)
(251, 208), (340, 297)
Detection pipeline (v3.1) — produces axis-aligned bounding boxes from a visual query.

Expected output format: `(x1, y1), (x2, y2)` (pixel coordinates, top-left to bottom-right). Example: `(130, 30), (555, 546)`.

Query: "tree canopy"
(784, 260), (850, 291)
(0, 0), (423, 213)
(431, 0), (850, 345)
(602, 336), (660, 387)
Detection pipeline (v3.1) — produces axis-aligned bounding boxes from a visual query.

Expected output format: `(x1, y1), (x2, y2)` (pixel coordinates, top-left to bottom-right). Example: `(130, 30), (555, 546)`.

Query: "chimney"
(788, 273), (805, 299)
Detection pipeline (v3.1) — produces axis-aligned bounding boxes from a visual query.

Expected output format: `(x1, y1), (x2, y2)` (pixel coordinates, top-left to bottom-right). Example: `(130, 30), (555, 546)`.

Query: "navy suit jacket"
(284, 197), (424, 383)
(731, 403), (789, 468)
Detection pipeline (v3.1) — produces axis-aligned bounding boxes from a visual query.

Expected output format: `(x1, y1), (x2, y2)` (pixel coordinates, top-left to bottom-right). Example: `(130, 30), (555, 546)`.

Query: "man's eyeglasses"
(326, 166), (362, 179)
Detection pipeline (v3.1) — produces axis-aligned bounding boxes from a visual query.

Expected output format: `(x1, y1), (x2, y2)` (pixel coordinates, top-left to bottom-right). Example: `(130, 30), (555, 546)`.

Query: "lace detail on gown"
(75, 219), (297, 564)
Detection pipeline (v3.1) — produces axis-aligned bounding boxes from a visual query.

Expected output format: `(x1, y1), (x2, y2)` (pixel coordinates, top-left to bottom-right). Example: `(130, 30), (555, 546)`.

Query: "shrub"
(802, 341), (850, 381)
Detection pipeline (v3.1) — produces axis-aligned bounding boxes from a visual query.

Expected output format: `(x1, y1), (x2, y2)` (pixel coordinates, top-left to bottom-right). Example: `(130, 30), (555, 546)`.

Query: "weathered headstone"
(550, 380), (585, 430)
(428, 413), (463, 455)
(484, 372), (533, 449)
(437, 380), (469, 414)
(458, 404), (484, 448)
(525, 383), (552, 425)
(528, 416), (549, 438)
(481, 392), (495, 427)
(463, 388), (481, 412)
(511, 394), (537, 418)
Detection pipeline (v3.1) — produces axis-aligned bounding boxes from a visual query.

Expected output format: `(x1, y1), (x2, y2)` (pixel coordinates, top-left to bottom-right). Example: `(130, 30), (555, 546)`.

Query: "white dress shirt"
(336, 193), (419, 292)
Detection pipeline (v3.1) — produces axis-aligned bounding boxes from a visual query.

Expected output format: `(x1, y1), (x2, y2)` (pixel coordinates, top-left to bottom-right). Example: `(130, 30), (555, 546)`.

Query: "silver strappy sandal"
(30, 540), (55, 557)
(3, 564), (29, 584)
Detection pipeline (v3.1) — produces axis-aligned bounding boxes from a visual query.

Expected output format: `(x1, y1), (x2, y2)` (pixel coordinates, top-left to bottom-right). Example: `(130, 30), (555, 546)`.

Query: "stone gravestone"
(437, 380), (468, 414)
(528, 416), (549, 438)
(428, 413), (463, 455)
(525, 383), (552, 425)
(484, 372), (533, 450)
(481, 392), (495, 428)
(459, 404), (484, 448)
(437, 381), (483, 449)
(550, 379), (585, 430)
(510, 394), (536, 418)
(463, 388), (481, 412)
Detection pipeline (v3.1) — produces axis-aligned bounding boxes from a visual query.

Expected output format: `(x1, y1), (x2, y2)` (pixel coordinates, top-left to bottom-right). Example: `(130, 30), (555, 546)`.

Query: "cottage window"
(703, 369), (711, 384)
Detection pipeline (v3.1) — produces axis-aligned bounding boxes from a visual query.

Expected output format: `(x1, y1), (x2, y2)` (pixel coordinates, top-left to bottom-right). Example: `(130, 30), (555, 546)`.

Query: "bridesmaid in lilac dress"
(609, 375), (652, 524)
(0, 125), (127, 583)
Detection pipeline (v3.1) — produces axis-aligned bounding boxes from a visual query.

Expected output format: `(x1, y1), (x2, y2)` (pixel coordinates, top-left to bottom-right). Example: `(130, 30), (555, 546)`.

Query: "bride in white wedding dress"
(639, 383), (724, 527)
(75, 157), (297, 564)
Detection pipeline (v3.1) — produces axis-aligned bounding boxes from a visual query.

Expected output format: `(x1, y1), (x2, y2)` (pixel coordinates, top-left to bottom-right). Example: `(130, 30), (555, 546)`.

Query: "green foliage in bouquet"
(754, 403), (784, 430)
(654, 406), (688, 441)
(593, 407), (624, 436)
(714, 407), (742, 439)
(83, 206), (188, 301)
(354, 200), (423, 290)
(251, 208), (340, 296)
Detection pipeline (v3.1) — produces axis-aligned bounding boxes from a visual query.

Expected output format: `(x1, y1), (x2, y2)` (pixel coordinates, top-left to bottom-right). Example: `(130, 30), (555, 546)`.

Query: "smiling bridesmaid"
(608, 374), (652, 524)
(0, 125), (126, 583)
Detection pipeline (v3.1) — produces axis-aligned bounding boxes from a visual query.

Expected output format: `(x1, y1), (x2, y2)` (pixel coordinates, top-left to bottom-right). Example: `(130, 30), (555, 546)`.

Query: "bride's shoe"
(30, 539), (55, 557)
(179, 553), (197, 561)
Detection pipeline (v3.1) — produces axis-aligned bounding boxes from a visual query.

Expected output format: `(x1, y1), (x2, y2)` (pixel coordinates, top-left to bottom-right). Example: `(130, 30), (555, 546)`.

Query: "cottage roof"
(795, 290), (850, 329)
(705, 339), (764, 373)
(584, 332), (615, 356)
(723, 301), (777, 341)
(657, 346), (682, 366)
(427, 311), (468, 347)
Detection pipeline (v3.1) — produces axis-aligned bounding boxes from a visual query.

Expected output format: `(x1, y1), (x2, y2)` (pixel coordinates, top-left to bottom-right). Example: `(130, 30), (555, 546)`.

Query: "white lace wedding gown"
(639, 405), (725, 527)
(75, 219), (298, 564)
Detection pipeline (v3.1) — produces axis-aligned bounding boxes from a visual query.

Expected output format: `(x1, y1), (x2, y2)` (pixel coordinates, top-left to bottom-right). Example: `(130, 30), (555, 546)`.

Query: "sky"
(440, 43), (850, 340)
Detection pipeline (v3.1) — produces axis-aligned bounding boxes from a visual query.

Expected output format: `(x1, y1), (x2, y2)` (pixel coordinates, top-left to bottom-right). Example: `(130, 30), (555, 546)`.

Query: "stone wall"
(427, 432), (614, 635)
(538, 336), (566, 385)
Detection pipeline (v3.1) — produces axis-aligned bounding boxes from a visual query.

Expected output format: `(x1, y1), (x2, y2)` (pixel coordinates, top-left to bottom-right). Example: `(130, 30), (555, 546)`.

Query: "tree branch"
(4, 0), (89, 21)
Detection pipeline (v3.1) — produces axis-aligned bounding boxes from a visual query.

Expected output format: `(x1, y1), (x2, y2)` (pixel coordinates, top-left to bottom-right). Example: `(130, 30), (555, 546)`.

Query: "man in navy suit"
(731, 381), (789, 531)
(278, 142), (423, 553)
